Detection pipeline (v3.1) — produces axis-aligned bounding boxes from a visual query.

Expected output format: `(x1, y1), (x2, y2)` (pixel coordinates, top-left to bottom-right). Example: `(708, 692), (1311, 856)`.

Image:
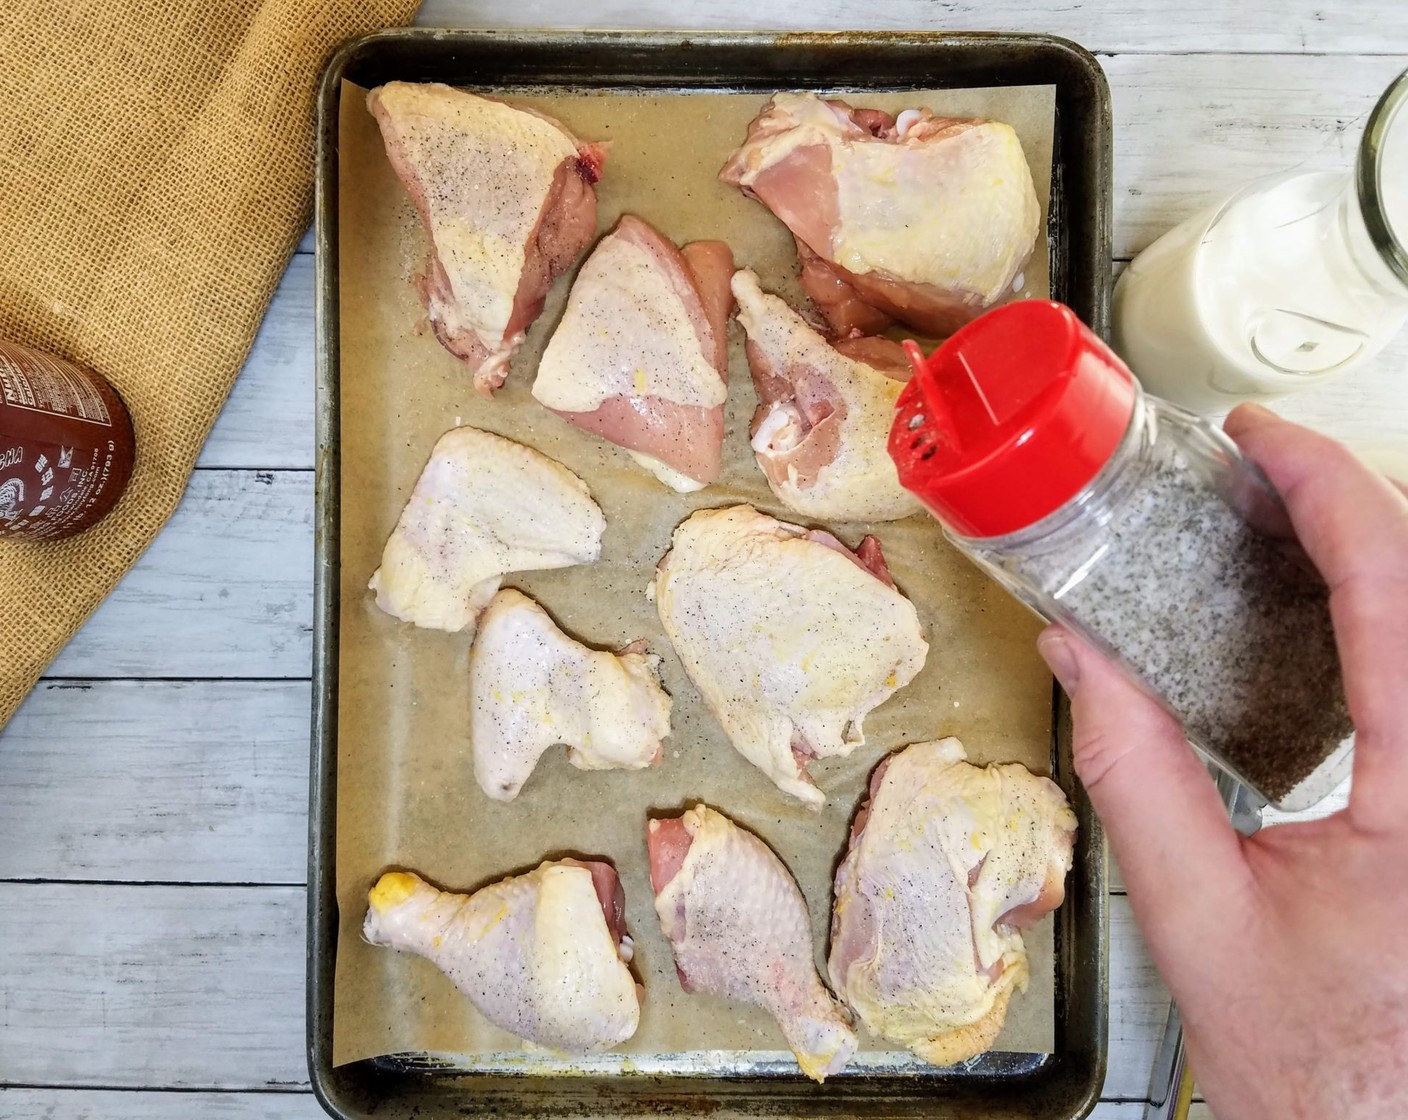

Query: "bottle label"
(0, 439), (119, 538)
(0, 341), (135, 539)
(0, 349), (114, 426)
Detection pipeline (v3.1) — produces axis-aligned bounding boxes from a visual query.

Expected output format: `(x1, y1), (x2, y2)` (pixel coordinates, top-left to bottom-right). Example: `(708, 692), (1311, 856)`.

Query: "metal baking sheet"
(310, 28), (1111, 1120)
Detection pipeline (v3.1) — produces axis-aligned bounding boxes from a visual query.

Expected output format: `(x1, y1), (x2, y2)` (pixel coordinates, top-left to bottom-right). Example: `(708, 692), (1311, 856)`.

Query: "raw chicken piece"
(650, 506), (928, 808)
(364, 862), (639, 1051)
(369, 426), (605, 634)
(829, 738), (1077, 1066)
(368, 82), (605, 393)
(648, 805), (857, 1080)
(719, 93), (1040, 337)
(533, 216), (734, 491)
(733, 269), (922, 522)
(469, 588), (673, 800)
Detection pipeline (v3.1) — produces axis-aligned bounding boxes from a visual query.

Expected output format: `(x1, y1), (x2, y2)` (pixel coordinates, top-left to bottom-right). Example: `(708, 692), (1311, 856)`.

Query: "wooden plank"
(1106, 54), (1408, 258)
(415, 0), (1408, 54)
(0, 885), (305, 1089)
(46, 471), (312, 680)
(0, 884), (1162, 1094)
(0, 1089), (319, 1119)
(0, 681), (309, 884)
(1105, 894), (1170, 1099)
(0, 1091), (1218, 1118)
(199, 257), (314, 471)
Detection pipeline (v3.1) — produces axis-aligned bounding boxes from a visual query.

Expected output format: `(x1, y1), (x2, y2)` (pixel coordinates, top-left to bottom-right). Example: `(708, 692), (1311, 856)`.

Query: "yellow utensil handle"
(1172, 1061), (1196, 1120)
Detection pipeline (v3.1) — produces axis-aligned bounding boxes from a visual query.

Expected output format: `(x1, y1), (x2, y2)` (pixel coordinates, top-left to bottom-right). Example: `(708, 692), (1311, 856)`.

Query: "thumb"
(1038, 627), (1248, 943)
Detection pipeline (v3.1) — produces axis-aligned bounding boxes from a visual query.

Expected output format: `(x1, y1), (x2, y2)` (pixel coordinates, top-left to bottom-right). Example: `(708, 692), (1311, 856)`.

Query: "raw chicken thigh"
(648, 805), (857, 1080)
(720, 93), (1039, 337)
(650, 506), (928, 808)
(733, 269), (922, 522)
(369, 426), (605, 634)
(368, 82), (605, 393)
(363, 861), (640, 1052)
(829, 738), (1076, 1065)
(468, 588), (673, 800)
(533, 216), (734, 491)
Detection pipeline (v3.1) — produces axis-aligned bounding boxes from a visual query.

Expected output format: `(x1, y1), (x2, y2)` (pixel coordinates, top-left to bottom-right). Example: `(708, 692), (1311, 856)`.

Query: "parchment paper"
(333, 79), (1059, 1071)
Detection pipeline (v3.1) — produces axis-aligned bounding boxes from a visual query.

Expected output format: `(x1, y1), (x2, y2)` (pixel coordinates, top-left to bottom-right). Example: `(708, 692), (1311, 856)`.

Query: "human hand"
(1037, 403), (1408, 1120)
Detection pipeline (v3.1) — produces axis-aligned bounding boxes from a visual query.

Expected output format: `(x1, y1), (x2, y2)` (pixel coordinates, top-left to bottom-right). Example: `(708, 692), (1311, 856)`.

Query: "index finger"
(1223, 404), (1408, 833)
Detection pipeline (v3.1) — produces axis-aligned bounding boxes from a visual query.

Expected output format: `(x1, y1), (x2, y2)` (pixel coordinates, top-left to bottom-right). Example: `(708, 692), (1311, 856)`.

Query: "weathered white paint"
(0, 1089), (1218, 1119)
(1105, 54), (1408, 257)
(416, 0), (1407, 55)
(46, 471), (313, 680)
(0, 1089), (319, 1119)
(0, 885), (1161, 1097)
(198, 257), (314, 471)
(0, 885), (305, 1088)
(0, 681), (310, 884)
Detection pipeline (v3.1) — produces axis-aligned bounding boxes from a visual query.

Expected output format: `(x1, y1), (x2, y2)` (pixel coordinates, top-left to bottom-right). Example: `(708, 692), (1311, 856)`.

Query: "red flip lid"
(889, 301), (1136, 538)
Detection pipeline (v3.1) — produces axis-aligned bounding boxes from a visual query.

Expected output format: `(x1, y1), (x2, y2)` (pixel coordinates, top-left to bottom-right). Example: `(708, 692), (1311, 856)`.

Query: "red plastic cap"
(889, 301), (1136, 538)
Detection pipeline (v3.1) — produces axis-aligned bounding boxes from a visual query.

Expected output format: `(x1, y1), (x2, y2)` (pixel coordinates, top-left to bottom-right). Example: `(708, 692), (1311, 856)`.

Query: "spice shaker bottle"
(0, 339), (136, 539)
(889, 301), (1353, 810)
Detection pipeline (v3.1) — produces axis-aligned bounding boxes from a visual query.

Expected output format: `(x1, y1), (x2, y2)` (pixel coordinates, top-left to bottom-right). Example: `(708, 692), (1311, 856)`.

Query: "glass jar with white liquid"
(1113, 68), (1408, 413)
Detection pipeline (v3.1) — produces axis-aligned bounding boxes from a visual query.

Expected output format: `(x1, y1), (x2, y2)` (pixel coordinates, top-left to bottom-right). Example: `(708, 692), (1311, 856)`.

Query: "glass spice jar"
(889, 301), (1353, 810)
(0, 339), (136, 540)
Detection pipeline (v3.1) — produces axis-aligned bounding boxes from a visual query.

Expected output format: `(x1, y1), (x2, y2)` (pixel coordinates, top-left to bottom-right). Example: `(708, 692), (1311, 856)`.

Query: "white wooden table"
(2, 4), (1405, 1117)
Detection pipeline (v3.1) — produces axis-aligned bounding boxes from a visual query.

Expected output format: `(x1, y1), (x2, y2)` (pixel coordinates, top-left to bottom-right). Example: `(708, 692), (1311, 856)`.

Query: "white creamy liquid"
(1114, 170), (1408, 414)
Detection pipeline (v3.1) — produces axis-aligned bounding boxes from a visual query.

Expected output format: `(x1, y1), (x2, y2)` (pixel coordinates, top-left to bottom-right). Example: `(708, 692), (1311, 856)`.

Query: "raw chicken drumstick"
(648, 805), (857, 1080)
(364, 862), (640, 1052)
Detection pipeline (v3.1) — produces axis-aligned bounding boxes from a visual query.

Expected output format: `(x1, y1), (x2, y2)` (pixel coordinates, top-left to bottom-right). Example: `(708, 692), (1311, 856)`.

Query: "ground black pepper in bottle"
(889, 301), (1352, 809)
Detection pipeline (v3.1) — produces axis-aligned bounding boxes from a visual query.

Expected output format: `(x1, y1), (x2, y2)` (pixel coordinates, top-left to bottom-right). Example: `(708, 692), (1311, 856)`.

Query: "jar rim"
(1357, 66), (1408, 290)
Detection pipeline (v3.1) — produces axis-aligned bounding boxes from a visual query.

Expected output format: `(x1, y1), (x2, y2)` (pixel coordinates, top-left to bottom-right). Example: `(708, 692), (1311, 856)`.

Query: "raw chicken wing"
(469, 588), (673, 800)
(829, 738), (1076, 1065)
(533, 216), (734, 491)
(368, 82), (605, 393)
(733, 269), (921, 522)
(720, 93), (1039, 337)
(364, 861), (640, 1051)
(648, 805), (856, 1080)
(369, 426), (605, 634)
(650, 506), (928, 808)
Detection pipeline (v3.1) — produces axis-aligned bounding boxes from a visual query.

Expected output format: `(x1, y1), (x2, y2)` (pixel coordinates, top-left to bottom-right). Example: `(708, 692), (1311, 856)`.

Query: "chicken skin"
(648, 805), (857, 1080)
(650, 505), (927, 808)
(364, 862), (639, 1052)
(369, 426), (605, 634)
(533, 216), (734, 491)
(368, 82), (605, 393)
(829, 739), (1076, 1065)
(720, 93), (1039, 337)
(468, 588), (673, 800)
(733, 269), (921, 522)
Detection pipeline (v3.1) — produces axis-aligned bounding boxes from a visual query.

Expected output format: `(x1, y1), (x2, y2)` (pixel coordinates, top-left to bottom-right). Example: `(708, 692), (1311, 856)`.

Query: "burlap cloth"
(0, 0), (418, 724)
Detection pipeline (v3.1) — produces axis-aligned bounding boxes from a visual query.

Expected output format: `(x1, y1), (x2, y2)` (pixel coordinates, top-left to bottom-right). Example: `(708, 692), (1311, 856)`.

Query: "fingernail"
(1038, 629), (1080, 694)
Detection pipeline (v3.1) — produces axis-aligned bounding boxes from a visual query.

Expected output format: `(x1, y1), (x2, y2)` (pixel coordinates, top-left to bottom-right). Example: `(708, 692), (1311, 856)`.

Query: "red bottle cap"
(889, 301), (1137, 538)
